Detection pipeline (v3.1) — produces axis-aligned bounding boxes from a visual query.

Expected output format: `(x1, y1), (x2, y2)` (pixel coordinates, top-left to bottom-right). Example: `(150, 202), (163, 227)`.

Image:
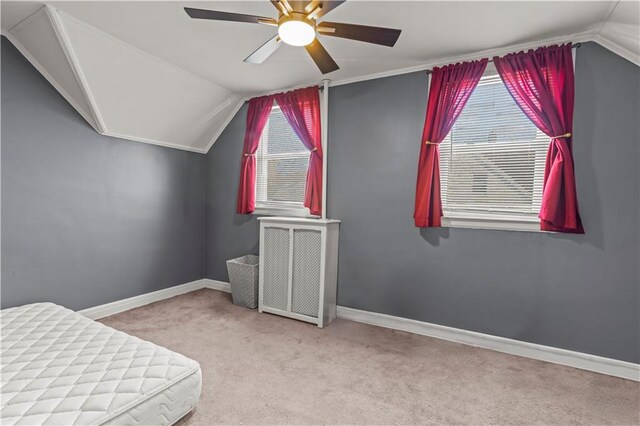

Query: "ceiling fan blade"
(270, 0), (292, 15)
(184, 7), (276, 25)
(305, 38), (339, 74)
(291, 1), (315, 13)
(271, 1), (344, 17)
(244, 35), (282, 64)
(313, 1), (346, 19)
(318, 21), (401, 47)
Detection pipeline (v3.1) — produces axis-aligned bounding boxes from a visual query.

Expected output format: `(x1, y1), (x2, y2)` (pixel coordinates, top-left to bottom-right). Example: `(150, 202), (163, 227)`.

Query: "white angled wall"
(56, 10), (240, 152)
(3, 5), (243, 153)
(6, 7), (100, 131)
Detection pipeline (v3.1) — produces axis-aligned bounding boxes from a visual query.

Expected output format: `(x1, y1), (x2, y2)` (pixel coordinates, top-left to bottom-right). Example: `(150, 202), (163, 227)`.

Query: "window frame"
(438, 67), (547, 233)
(253, 105), (319, 218)
(441, 211), (541, 232)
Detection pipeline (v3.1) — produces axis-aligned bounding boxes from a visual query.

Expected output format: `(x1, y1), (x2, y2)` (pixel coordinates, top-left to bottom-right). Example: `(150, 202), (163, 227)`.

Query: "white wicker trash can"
(226, 255), (259, 308)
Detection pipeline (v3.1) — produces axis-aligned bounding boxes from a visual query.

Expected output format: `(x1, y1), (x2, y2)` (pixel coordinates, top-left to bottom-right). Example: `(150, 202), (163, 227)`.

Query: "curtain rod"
(248, 81), (329, 100)
(425, 43), (581, 75)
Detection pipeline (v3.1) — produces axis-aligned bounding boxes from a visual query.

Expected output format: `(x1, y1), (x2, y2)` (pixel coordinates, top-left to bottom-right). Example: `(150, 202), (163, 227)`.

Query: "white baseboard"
(202, 279), (231, 293)
(337, 306), (639, 382)
(78, 279), (638, 381)
(78, 278), (231, 320)
(79, 279), (207, 320)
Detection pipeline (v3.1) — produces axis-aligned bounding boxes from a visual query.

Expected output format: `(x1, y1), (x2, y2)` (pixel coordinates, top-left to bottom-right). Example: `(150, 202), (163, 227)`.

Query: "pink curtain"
(275, 87), (323, 216)
(414, 59), (488, 227)
(494, 44), (583, 233)
(236, 95), (274, 214)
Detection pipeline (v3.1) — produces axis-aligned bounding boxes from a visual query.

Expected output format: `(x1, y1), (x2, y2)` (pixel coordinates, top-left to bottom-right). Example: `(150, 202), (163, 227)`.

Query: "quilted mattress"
(1, 303), (202, 425)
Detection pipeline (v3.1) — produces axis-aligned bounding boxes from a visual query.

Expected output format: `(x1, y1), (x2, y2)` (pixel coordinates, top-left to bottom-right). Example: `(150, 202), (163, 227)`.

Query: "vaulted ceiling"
(2, 1), (638, 153)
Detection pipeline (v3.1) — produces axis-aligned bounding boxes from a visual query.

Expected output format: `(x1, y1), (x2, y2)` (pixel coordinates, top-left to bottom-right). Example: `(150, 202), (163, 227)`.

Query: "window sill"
(441, 211), (542, 232)
(253, 206), (319, 219)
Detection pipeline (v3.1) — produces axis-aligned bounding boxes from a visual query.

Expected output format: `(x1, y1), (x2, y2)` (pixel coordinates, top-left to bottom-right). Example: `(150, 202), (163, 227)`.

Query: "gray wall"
(205, 103), (260, 279)
(1, 37), (206, 311)
(204, 42), (639, 364)
(2, 34), (637, 363)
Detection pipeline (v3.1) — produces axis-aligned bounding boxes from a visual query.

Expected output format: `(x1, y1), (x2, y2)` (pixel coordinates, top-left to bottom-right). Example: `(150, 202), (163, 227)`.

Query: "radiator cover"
(258, 217), (340, 328)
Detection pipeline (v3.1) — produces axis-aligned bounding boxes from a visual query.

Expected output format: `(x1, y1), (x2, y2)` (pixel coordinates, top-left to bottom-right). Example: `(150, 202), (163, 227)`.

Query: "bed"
(1, 302), (202, 425)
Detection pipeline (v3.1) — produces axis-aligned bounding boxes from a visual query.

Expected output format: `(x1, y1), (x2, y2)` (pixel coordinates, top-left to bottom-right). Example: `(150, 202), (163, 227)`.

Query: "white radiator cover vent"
(258, 217), (340, 328)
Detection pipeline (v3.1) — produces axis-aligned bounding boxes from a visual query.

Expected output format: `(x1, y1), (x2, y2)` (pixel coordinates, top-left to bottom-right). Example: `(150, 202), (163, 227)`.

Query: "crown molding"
(205, 24), (639, 153)
(203, 98), (246, 154)
(45, 6), (107, 134)
(592, 33), (640, 66)
(198, 98), (232, 125)
(101, 130), (207, 153)
(3, 13), (102, 134)
(43, 8), (244, 154)
(330, 29), (599, 88)
(241, 29), (602, 99)
(5, 4), (46, 34)
(6, 3), (637, 155)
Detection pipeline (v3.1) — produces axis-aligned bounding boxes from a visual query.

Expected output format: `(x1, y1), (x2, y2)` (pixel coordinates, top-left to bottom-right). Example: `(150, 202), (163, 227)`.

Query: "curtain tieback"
(243, 153), (255, 157)
(550, 132), (572, 139)
(310, 147), (318, 153)
(424, 140), (439, 145)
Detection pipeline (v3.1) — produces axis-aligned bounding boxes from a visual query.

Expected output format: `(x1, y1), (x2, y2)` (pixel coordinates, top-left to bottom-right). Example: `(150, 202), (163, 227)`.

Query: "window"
(255, 106), (312, 216)
(439, 72), (548, 231)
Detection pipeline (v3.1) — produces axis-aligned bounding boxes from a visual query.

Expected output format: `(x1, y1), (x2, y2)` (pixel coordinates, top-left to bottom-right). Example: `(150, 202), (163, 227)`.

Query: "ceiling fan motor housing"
(278, 12), (317, 46)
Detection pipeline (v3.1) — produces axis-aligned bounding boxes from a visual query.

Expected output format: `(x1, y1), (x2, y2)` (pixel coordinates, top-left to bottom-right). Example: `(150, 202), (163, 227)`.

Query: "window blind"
(256, 106), (309, 209)
(439, 74), (548, 216)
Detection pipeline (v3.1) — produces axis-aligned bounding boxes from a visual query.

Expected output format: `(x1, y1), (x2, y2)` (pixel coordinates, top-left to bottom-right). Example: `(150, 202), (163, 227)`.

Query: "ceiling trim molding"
(595, 0), (621, 34)
(206, 26), (639, 153)
(101, 130), (207, 154)
(203, 98), (246, 154)
(49, 7), (246, 154)
(329, 28), (599, 88)
(590, 0), (639, 67)
(5, 2), (636, 155)
(4, 13), (101, 133)
(45, 6), (107, 134)
(5, 3), (45, 34)
(198, 97), (232, 125)
(592, 33), (640, 67)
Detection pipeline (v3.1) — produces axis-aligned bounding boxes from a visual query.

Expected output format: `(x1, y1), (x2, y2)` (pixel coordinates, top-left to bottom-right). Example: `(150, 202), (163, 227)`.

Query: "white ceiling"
(596, 0), (640, 62)
(2, 1), (638, 153)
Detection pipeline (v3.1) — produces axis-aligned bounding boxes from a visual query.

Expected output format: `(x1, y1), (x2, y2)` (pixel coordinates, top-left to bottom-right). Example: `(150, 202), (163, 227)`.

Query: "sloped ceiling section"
(5, 7), (100, 131)
(1, 1), (638, 154)
(56, 10), (242, 152)
(4, 5), (242, 153)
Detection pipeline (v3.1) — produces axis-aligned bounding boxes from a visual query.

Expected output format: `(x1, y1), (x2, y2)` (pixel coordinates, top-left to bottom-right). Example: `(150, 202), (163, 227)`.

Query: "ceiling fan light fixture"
(278, 16), (316, 46)
(185, 2), (402, 75)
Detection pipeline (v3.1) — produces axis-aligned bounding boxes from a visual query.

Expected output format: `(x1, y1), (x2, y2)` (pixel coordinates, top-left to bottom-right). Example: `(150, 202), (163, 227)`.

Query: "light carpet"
(99, 289), (639, 425)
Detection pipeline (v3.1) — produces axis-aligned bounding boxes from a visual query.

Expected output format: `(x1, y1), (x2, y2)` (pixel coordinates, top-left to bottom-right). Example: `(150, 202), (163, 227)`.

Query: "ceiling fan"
(184, 0), (402, 74)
